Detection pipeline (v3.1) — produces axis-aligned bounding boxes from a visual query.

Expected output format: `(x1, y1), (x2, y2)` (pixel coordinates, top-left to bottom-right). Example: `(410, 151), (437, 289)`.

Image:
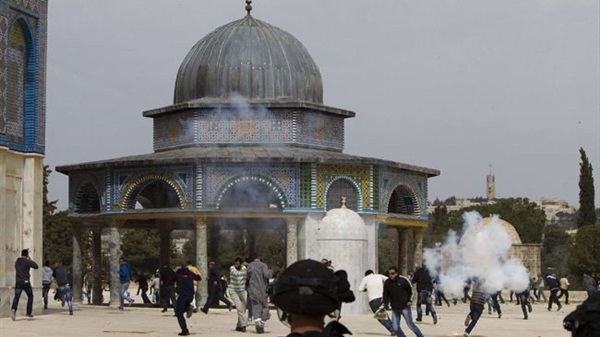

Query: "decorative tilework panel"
(35, 3), (46, 149)
(299, 163), (312, 208)
(6, 0), (39, 12)
(1, 3), (46, 153)
(380, 169), (428, 218)
(153, 111), (195, 150)
(316, 164), (372, 210)
(0, 14), (8, 134)
(112, 166), (195, 210)
(152, 108), (345, 151)
(203, 164), (300, 208)
(295, 112), (344, 150)
(6, 21), (25, 141)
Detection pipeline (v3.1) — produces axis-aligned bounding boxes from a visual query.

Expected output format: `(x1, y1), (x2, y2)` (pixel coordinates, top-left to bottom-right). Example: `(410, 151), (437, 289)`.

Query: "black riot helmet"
(563, 291), (600, 337)
(271, 259), (354, 316)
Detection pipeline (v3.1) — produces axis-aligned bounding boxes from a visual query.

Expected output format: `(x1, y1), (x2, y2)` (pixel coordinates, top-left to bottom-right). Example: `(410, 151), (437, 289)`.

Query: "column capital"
(194, 216), (207, 227)
(106, 219), (124, 228)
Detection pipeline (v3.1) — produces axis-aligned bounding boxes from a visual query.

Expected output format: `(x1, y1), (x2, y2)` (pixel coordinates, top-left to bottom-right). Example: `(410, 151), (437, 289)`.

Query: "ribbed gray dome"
(174, 15), (323, 104)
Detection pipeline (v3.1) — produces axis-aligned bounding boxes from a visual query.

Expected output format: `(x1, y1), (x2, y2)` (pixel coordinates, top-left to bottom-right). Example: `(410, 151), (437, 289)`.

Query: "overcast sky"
(46, 0), (599, 210)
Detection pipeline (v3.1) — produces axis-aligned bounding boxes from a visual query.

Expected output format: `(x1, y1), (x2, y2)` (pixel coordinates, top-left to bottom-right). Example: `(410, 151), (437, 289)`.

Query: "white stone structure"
(298, 206), (377, 315)
(0, 0), (48, 318)
(0, 151), (44, 317)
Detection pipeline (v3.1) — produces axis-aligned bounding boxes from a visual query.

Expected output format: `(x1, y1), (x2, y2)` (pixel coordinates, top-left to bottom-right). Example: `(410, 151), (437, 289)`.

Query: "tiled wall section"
(316, 164), (371, 210)
(295, 111), (344, 150)
(0, 13), (7, 134)
(152, 108), (344, 151)
(203, 163), (300, 208)
(0, 0), (46, 153)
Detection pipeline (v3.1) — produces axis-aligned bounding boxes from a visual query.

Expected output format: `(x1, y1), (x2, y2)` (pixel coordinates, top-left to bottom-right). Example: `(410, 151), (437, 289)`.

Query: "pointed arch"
(387, 184), (420, 216)
(74, 182), (101, 213)
(325, 177), (362, 211)
(119, 172), (187, 210)
(215, 175), (287, 210)
(7, 17), (38, 151)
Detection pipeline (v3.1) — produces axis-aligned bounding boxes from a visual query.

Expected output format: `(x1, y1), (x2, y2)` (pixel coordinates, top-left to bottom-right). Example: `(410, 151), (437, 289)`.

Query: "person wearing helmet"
(271, 259), (355, 337)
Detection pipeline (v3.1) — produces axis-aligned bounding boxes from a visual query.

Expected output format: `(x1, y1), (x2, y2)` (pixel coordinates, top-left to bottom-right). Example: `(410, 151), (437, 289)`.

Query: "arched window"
(326, 179), (358, 211)
(74, 183), (101, 213)
(388, 185), (420, 216)
(127, 180), (182, 209)
(6, 19), (36, 151)
(219, 179), (283, 210)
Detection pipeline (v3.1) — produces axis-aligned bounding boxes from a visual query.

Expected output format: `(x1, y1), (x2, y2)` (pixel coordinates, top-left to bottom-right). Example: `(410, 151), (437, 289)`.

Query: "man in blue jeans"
(119, 257), (134, 309)
(382, 266), (425, 337)
(411, 264), (438, 325)
(53, 260), (74, 315)
(11, 249), (39, 320)
(359, 269), (394, 335)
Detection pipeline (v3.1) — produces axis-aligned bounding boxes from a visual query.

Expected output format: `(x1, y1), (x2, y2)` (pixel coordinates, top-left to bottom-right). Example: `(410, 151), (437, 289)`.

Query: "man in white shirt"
(359, 269), (394, 335)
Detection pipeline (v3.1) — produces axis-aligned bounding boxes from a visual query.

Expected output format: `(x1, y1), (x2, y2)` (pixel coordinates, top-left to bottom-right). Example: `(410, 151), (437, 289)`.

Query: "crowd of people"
(9, 249), (600, 337)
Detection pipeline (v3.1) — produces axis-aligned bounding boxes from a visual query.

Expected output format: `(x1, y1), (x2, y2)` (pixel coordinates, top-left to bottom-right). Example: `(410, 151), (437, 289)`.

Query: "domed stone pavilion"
(460, 217), (541, 275)
(57, 3), (439, 307)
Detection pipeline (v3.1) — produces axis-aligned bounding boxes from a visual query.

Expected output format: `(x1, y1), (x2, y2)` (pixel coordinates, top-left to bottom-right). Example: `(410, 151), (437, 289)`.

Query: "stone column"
(92, 228), (103, 305)
(398, 228), (408, 276)
(413, 227), (424, 268)
(208, 223), (219, 262)
(247, 222), (257, 258)
(285, 218), (299, 266)
(158, 222), (172, 268)
(106, 221), (123, 308)
(195, 217), (208, 307)
(72, 227), (84, 303)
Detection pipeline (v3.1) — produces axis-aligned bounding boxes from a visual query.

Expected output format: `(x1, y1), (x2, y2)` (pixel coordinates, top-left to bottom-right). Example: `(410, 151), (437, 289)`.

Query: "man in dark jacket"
(174, 265), (201, 336)
(382, 266), (425, 337)
(545, 269), (562, 311)
(159, 264), (177, 312)
(582, 273), (598, 298)
(411, 264), (438, 324)
(11, 249), (39, 320)
(200, 261), (232, 314)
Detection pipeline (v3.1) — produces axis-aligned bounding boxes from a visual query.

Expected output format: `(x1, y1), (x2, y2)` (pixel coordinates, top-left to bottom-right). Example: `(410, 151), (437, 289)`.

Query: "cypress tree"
(577, 147), (596, 227)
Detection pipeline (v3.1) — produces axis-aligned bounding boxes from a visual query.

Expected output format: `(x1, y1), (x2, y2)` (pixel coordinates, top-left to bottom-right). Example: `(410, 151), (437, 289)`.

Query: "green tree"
(121, 228), (161, 276)
(42, 166), (74, 265)
(569, 225), (600, 276)
(577, 147), (597, 228)
(43, 210), (73, 265)
(472, 198), (545, 243)
(541, 225), (573, 274)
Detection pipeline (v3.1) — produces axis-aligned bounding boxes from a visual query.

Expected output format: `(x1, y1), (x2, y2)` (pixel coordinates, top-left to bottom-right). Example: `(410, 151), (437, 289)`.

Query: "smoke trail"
(424, 211), (530, 297)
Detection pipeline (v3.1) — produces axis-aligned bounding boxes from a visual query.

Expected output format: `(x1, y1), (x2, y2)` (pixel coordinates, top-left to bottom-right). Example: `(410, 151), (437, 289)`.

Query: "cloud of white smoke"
(423, 211), (530, 297)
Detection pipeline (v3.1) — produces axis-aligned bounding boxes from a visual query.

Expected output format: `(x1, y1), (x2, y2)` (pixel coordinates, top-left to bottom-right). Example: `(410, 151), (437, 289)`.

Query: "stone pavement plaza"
(0, 298), (574, 337)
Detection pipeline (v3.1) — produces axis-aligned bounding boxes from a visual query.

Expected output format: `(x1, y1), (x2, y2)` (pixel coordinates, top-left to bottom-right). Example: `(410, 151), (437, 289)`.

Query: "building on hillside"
(534, 197), (577, 227)
(56, 3), (439, 313)
(0, 0), (48, 318)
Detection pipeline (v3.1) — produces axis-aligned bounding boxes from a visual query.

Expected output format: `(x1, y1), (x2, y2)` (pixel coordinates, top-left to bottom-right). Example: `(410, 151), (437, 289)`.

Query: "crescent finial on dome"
(245, 0), (252, 15)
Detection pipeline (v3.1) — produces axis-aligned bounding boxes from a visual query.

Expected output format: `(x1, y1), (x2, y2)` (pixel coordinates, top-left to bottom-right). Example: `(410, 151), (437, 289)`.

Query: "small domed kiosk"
(57, 2), (439, 309)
